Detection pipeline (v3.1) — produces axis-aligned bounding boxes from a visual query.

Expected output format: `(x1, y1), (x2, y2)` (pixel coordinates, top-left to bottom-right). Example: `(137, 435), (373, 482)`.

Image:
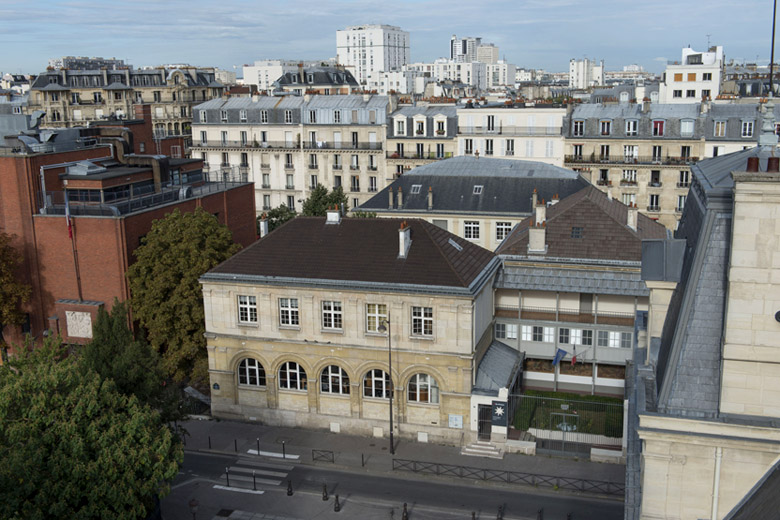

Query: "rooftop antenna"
(771, 0), (777, 95)
(706, 34), (711, 49)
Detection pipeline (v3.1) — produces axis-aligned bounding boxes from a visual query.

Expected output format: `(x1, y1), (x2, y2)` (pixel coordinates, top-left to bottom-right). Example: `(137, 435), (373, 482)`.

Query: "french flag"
(65, 196), (73, 239)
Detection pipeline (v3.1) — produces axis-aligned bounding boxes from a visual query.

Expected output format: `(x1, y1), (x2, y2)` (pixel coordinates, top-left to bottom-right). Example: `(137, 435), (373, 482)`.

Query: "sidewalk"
(178, 416), (625, 485)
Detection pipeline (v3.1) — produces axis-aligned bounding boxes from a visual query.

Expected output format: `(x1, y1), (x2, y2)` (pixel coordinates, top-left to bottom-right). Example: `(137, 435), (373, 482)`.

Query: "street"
(162, 451), (624, 520)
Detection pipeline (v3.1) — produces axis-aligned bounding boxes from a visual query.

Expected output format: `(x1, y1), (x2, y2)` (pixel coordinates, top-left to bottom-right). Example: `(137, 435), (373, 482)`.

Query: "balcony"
(596, 179), (611, 186)
(260, 163), (270, 169)
(677, 181), (690, 188)
(368, 165), (378, 171)
(284, 163), (294, 170)
(505, 150), (515, 156)
(647, 181), (662, 188)
(647, 205), (661, 212)
(620, 180), (638, 186)
(193, 140), (298, 149)
(676, 206), (685, 213)
(496, 305), (636, 327)
(458, 126), (561, 136)
(302, 141), (382, 151)
(386, 151), (453, 160)
(285, 184), (295, 190)
(565, 155), (699, 166)
(350, 165), (360, 171)
(308, 163), (319, 170)
(261, 183), (271, 189)
(350, 186), (360, 192)
(333, 164), (342, 170)
(239, 164), (249, 175)
(368, 186), (378, 192)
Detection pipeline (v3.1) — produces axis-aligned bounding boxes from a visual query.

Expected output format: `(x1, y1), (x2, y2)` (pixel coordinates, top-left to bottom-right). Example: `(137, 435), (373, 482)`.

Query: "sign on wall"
(491, 400), (507, 427)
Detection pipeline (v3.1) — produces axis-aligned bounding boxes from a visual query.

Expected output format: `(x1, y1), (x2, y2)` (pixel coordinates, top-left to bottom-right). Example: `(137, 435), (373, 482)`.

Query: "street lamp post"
(378, 317), (394, 454)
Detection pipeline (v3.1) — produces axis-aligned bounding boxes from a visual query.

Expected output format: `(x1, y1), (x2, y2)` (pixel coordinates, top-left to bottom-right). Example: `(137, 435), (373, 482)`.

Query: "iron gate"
(477, 405), (492, 441)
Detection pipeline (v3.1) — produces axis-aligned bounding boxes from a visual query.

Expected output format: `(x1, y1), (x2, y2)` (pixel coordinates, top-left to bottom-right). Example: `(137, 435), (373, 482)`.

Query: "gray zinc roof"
(496, 264), (648, 296)
(474, 340), (520, 395)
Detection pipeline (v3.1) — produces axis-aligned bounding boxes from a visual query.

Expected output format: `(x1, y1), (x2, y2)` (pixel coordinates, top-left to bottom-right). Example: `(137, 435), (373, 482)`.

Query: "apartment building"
(476, 44), (499, 64)
(658, 46), (723, 103)
(274, 67), (359, 95)
(191, 94), (390, 213)
(494, 185), (666, 397)
(336, 25), (410, 85)
(456, 104), (567, 166)
(569, 58), (604, 89)
(450, 35), (482, 63)
(386, 106), (458, 176)
(201, 215), (500, 445)
(563, 101), (774, 229)
(29, 67), (224, 137)
(242, 60), (301, 93)
(433, 60), (487, 91)
(358, 156), (589, 251)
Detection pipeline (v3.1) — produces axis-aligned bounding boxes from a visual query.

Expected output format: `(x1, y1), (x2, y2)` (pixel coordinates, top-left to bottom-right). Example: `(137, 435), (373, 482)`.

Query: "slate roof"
(497, 184), (667, 261)
(496, 265), (650, 296)
(275, 68), (358, 87)
(203, 217), (499, 295)
(723, 458), (780, 520)
(359, 156), (589, 215)
(474, 340), (521, 394)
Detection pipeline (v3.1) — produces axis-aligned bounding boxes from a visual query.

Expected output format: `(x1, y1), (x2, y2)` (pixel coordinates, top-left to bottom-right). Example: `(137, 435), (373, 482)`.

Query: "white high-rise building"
(450, 35), (482, 63)
(568, 58), (604, 89)
(336, 25), (410, 86)
(658, 46), (724, 103)
(242, 60), (300, 92)
(476, 44), (499, 64)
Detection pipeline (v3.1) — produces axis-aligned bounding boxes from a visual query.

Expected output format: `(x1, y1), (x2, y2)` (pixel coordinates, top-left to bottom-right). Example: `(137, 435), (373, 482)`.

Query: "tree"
(0, 338), (182, 520)
(260, 204), (297, 233)
(301, 184), (349, 216)
(0, 233), (31, 361)
(79, 300), (184, 423)
(126, 208), (241, 384)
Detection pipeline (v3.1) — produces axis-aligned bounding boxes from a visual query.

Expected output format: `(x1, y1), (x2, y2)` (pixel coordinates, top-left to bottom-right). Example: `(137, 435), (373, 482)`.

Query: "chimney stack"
(535, 198), (547, 225)
(747, 157), (760, 172)
(427, 186), (433, 210)
(397, 186), (403, 207)
(531, 188), (538, 209)
(326, 204), (342, 224)
(398, 221), (412, 258)
(259, 213), (269, 237)
(769, 157), (780, 172)
(627, 203), (638, 231)
(528, 221), (547, 254)
(550, 193), (559, 205)
(607, 184), (613, 200)
(388, 187), (394, 209)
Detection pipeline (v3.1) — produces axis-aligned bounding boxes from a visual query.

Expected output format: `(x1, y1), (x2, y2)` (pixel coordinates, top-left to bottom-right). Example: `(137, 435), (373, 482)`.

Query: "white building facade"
(450, 35), (482, 63)
(336, 25), (410, 86)
(569, 58), (605, 89)
(242, 60), (300, 93)
(658, 46), (723, 103)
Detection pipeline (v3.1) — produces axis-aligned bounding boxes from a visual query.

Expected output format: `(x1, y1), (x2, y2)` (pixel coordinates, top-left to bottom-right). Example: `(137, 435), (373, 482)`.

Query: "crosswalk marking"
(216, 456), (295, 491)
(246, 449), (300, 460)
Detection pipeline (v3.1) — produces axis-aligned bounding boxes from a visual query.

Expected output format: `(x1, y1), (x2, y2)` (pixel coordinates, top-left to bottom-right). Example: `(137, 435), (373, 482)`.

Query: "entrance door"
(477, 405), (492, 441)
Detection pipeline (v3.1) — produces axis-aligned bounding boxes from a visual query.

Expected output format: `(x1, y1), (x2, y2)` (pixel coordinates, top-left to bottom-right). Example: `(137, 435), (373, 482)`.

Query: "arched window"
(320, 365), (350, 395)
(279, 362), (307, 391)
(363, 369), (390, 398)
(408, 373), (439, 404)
(237, 358), (265, 387)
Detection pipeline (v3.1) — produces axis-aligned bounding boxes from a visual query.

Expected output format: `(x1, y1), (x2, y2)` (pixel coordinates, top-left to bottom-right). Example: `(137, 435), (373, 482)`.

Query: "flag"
(552, 348), (567, 366)
(571, 346), (577, 365)
(65, 197), (73, 239)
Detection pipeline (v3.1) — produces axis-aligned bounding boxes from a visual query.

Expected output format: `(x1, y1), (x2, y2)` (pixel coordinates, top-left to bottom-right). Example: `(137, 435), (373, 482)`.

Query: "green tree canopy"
(0, 338), (182, 520)
(0, 233), (31, 359)
(126, 208), (241, 383)
(79, 299), (184, 423)
(259, 204), (297, 233)
(301, 184), (349, 216)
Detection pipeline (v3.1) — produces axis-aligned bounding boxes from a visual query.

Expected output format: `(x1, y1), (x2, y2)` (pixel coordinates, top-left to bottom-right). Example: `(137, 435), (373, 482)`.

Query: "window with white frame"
(237, 295), (257, 324)
(309, 110), (317, 123)
(199, 110), (207, 123)
(677, 195), (687, 212)
(652, 120), (665, 136)
(237, 358), (266, 386)
(497, 323), (518, 339)
(320, 365), (350, 394)
(741, 121), (754, 137)
(545, 140), (554, 157)
(221, 110), (228, 122)
(321, 301), (342, 330)
(582, 329), (593, 345)
(464, 221), (480, 239)
(485, 139), (494, 156)
(410, 184), (421, 194)
(680, 120), (694, 137)
(621, 332), (632, 348)
(625, 120), (638, 136)
(572, 120), (584, 136)
(473, 185), (483, 195)
(366, 303), (388, 333)
(279, 362), (307, 390)
(600, 120), (611, 136)
(496, 222), (512, 241)
(284, 110), (292, 124)
(408, 373), (439, 403)
(261, 110), (268, 123)
(363, 369), (390, 398)
(597, 330), (610, 347)
(622, 193), (636, 206)
(334, 110), (341, 123)
(570, 328), (582, 345)
(239, 109), (247, 122)
(396, 119), (405, 135)
(714, 121), (726, 137)
(411, 306), (433, 336)
(505, 139), (514, 156)
(622, 169), (637, 183)
(559, 327), (570, 344)
(279, 298), (299, 326)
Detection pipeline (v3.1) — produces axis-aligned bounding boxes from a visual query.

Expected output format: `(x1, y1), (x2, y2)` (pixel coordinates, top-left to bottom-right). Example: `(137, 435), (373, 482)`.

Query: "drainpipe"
(711, 446), (722, 519)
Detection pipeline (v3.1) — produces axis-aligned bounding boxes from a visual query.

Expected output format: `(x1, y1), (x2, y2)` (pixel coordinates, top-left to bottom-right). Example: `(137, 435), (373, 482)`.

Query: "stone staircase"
(460, 440), (504, 459)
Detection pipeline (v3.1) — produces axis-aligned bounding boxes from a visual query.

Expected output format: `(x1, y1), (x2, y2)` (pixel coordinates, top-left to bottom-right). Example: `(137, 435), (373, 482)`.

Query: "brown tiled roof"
(206, 217), (497, 291)
(496, 185), (667, 261)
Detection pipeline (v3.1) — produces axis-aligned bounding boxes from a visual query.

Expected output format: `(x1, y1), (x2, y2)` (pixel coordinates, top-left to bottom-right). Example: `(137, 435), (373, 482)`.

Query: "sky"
(0, 0), (776, 75)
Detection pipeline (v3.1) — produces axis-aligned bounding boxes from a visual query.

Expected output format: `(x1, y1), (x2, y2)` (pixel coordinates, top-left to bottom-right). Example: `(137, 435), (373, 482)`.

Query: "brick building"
(0, 106), (255, 349)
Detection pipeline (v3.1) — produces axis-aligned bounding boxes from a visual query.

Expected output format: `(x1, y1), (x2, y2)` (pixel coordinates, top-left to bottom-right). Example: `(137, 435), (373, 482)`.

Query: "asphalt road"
(162, 451), (624, 520)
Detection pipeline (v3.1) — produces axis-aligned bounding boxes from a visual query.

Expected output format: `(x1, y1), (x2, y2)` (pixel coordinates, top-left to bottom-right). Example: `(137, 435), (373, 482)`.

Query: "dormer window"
(307, 74), (314, 83)
(220, 110), (228, 122)
(200, 111), (207, 123)
(309, 110), (317, 123)
(652, 120), (665, 136)
(334, 110), (341, 123)
(473, 185), (483, 195)
(410, 184), (421, 194)
(396, 119), (405, 135)
(239, 109), (247, 122)
(625, 120), (638, 136)
(600, 120), (612, 136)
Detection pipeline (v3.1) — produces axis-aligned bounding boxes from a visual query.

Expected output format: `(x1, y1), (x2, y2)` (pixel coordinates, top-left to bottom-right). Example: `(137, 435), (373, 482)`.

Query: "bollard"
(567, 514), (572, 520)
(361, 453), (365, 467)
(252, 470), (256, 491)
(256, 437), (260, 455)
(334, 494), (341, 512)
(234, 439), (238, 452)
(497, 505), (503, 519)
(322, 483), (329, 501)
(537, 508), (543, 520)
(225, 467), (230, 487)
(402, 502), (408, 520)
(282, 440), (286, 459)
(208, 436), (211, 449)
(287, 480), (293, 496)
(472, 512), (476, 520)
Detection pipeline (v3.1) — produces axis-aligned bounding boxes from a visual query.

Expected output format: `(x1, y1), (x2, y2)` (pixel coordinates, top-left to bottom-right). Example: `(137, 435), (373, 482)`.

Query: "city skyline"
(0, 0), (776, 75)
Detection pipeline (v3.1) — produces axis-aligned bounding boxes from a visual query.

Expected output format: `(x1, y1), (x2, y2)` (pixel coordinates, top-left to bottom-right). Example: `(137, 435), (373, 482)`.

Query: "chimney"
(627, 203), (638, 231)
(398, 221), (412, 258)
(298, 62), (304, 83)
(747, 157), (760, 172)
(388, 187), (394, 209)
(528, 221), (547, 254)
(258, 213), (269, 237)
(363, 93), (371, 102)
(768, 157), (780, 172)
(535, 198), (546, 225)
(607, 184), (613, 200)
(700, 99), (711, 115)
(550, 193), (559, 205)
(531, 188), (538, 209)
(642, 99), (650, 113)
(326, 204), (342, 224)
(397, 186), (403, 207)
(427, 186), (433, 210)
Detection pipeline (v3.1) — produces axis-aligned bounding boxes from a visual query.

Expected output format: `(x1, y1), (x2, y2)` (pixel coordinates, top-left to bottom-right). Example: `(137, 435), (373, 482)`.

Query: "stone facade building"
(386, 105), (458, 176)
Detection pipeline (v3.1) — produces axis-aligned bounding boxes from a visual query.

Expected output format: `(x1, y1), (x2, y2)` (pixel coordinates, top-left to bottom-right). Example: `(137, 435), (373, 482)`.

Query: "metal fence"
(393, 458), (624, 496)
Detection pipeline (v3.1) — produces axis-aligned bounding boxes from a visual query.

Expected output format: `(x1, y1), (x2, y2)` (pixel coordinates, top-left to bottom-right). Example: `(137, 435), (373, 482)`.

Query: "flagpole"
(66, 196), (84, 302)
